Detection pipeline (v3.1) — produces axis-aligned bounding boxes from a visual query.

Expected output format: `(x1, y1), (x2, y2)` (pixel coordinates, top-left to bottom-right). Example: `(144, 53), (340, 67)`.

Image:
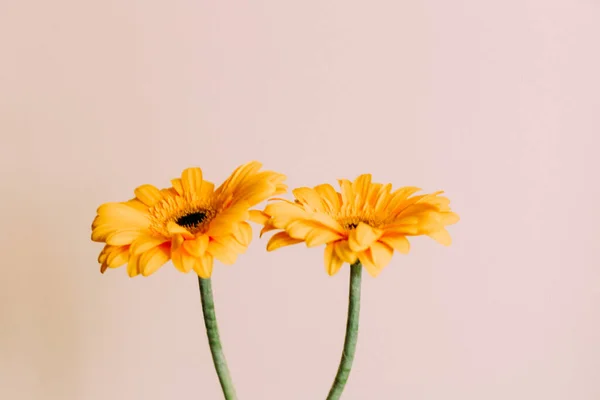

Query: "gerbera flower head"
(256, 174), (459, 277)
(92, 161), (286, 278)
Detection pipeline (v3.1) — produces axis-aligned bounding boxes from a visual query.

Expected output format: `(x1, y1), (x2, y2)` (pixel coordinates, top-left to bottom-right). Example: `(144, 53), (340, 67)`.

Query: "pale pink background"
(2, 1), (599, 399)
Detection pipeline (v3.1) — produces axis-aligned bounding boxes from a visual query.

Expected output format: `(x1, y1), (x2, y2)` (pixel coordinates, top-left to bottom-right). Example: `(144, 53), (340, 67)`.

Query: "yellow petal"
(263, 201), (309, 227)
(171, 178), (183, 195)
(306, 228), (342, 247)
(338, 179), (354, 205)
(127, 254), (141, 277)
(352, 174), (372, 208)
(249, 210), (269, 225)
(134, 184), (163, 207)
(181, 167), (204, 197)
(171, 234), (185, 253)
(388, 187), (421, 213)
(194, 254), (214, 278)
(324, 242), (344, 276)
(171, 248), (195, 273)
(106, 230), (144, 246)
(183, 235), (209, 257)
(334, 240), (358, 264)
(208, 202), (250, 236)
(95, 203), (149, 226)
(207, 239), (238, 265)
(441, 212), (460, 225)
(314, 183), (341, 212)
(379, 234), (410, 254)
(106, 245), (130, 267)
(140, 244), (170, 276)
(292, 187), (325, 212)
(428, 228), (452, 246)
(348, 222), (382, 252)
(357, 249), (382, 277)
(266, 231), (303, 251)
(370, 242), (393, 270)
(167, 221), (193, 239)
(130, 235), (168, 255)
(232, 222), (253, 246)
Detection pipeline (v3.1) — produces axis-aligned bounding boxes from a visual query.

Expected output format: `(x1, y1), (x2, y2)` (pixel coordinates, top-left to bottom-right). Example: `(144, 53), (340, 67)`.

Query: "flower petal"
(167, 221), (194, 239)
(324, 242), (344, 276)
(207, 239), (238, 265)
(106, 230), (144, 246)
(208, 202), (251, 236)
(266, 231), (304, 251)
(357, 249), (381, 277)
(140, 244), (171, 276)
(130, 235), (168, 255)
(348, 222), (382, 252)
(428, 228), (452, 246)
(127, 254), (141, 277)
(181, 167), (204, 197)
(134, 184), (163, 207)
(194, 254), (214, 278)
(306, 228), (343, 247)
(171, 178), (183, 195)
(314, 183), (341, 212)
(232, 222), (253, 247)
(249, 210), (269, 225)
(171, 248), (195, 273)
(379, 234), (410, 254)
(370, 242), (393, 271)
(183, 234), (209, 257)
(334, 240), (358, 264)
(292, 187), (325, 212)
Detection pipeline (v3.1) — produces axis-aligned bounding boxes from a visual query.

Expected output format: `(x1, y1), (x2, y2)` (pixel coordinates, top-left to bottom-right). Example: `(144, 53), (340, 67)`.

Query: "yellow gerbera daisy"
(257, 174), (459, 277)
(92, 161), (286, 278)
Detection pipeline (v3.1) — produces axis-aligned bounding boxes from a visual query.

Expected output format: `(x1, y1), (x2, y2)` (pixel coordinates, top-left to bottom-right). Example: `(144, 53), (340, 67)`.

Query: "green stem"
(326, 262), (362, 400)
(198, 277), (238, 400)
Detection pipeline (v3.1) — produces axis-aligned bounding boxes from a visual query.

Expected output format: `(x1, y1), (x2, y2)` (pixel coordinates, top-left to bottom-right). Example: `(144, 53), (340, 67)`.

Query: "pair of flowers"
(92, 161), (458, 279)
(91, 161), (458, 399)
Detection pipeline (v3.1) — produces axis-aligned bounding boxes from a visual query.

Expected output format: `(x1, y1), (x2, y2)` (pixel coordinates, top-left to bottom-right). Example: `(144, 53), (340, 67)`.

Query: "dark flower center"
(176, 211), (207, 228)
(346, 223), (358, 229)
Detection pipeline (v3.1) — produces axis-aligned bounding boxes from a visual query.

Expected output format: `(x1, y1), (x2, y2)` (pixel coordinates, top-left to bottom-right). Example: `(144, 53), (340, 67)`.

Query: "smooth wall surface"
(2, 1), (599, 399)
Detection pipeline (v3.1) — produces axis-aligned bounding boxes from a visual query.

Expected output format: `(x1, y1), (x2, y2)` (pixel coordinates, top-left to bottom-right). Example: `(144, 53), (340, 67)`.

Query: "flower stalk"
(198, 277), (237, 400)
(326, 262), (362, 400)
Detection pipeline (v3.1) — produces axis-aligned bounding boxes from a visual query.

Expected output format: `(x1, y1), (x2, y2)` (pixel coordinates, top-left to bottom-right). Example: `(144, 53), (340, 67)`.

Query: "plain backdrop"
(1, 1), (599, 399)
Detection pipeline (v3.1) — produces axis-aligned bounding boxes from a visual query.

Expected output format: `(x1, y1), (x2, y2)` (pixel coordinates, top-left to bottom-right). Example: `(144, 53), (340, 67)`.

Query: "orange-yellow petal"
(167, 221), (194, 239)
(207, 238), (239, 265)
(369, 242), (393, 270)
(171, 248), (195, 273)
(106, 230), (144, 246)
(130, 235), (168, 255)
(348, 223), (382, 252)
(379, 234), (410, 254)
(134, 184), (163, 207)
(194, 254), (214, 278)
(334, 240), (358, 264)
(266, 231), (303, 251)
(127, 254), (141, 277)
(324, 242), (344, 276)
(249, 210), (269, 225)
(181, 167), (204, 197)
(183, 234), (209, 257)
(292, 187), (325, 212)
(232, 222), (253, 247)
(357, 249), (381, 277)
(306, 228), (343, 247)
(428, 228), (452, 246)
(140, 244), (171, 276)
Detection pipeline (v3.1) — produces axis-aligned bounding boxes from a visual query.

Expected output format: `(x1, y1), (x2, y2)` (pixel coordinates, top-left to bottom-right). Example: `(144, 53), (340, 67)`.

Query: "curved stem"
(198, 277), (238, 400)
(326, 262), (362, 400)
